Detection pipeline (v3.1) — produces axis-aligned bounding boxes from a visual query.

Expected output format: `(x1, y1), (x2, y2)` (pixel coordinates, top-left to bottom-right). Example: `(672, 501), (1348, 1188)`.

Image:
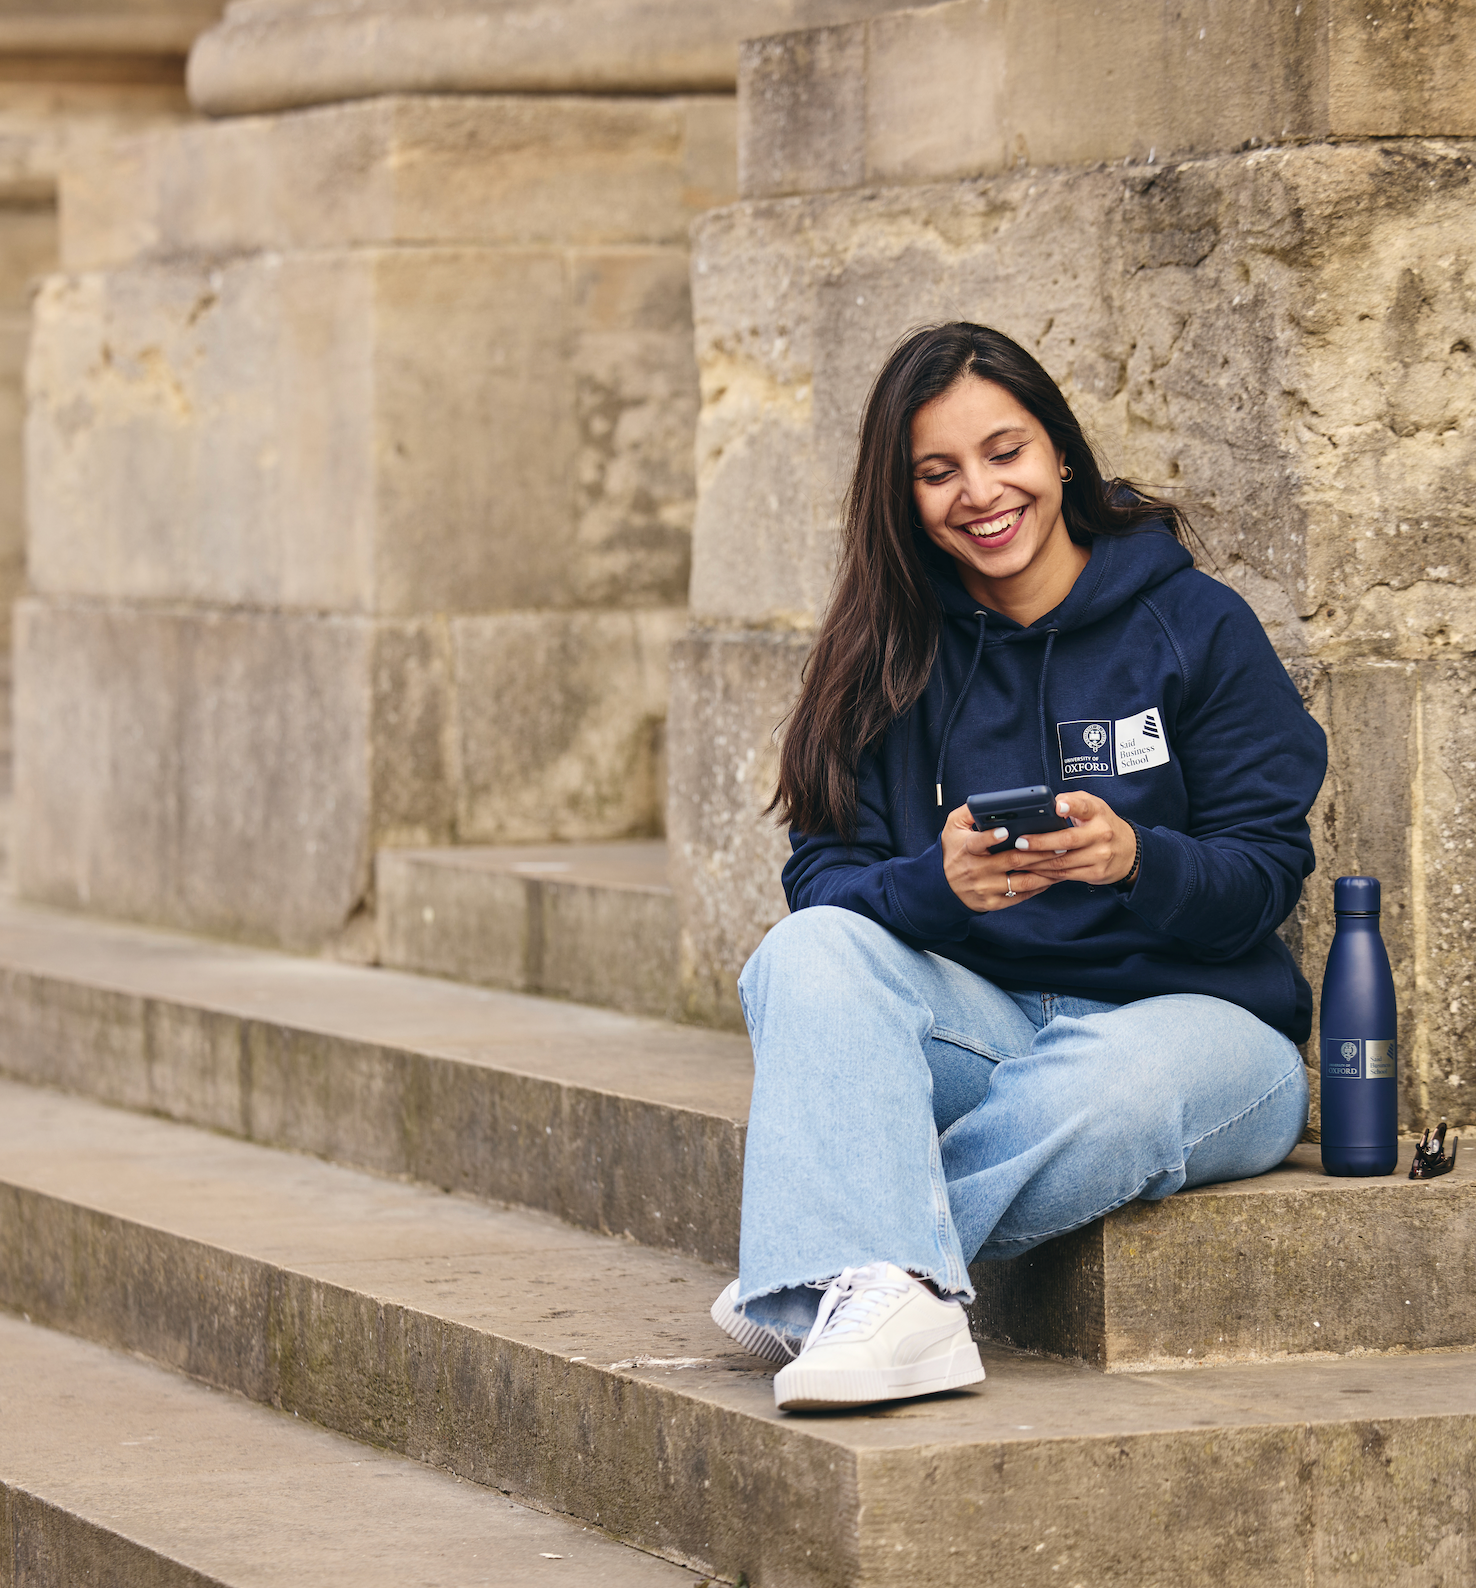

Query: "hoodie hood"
(921, 527), (1193, 805)
(922, 523), (1193, 634)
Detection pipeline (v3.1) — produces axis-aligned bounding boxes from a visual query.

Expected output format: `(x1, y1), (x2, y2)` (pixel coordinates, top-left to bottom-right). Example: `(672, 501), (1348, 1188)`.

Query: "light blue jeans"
(735, 906), (1308, 1343)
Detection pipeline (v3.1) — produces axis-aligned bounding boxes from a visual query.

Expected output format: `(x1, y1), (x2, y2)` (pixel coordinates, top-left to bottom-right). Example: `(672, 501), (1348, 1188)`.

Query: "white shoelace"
(802, 1263), (912, 1352)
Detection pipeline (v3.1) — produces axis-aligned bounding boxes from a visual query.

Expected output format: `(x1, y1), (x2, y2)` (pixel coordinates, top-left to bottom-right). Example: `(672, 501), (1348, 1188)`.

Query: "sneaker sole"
(774, 1342), (985, 1410)
(710, 1283), (796, 1365)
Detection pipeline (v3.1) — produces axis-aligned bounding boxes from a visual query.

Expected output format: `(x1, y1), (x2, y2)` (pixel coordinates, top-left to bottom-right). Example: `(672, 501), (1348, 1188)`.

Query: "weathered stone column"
(0, 3), (217, 788)
(15, 0), (904, 950)
(673, 0), (1476, 1131)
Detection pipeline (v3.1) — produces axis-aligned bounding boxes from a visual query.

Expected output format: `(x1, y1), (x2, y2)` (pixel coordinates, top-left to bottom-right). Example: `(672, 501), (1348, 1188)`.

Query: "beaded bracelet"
(1115, 823), (1142, 893)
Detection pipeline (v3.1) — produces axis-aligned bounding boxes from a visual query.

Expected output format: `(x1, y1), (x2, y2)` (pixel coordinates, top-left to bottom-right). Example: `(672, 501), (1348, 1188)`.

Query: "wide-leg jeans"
(735, 906), (1308, 1342)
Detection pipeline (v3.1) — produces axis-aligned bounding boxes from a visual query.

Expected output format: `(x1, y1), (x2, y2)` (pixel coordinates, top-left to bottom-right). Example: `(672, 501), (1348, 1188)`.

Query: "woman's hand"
(941, 804), (1057, 911)
(1005, 790), (1139, 887)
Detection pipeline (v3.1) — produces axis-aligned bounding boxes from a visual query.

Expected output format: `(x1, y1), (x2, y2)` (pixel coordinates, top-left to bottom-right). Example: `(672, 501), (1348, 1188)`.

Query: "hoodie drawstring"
(935, 611), (987, 807)
(1037, 628), (1059, 786)
(934, 617), (1060, 808)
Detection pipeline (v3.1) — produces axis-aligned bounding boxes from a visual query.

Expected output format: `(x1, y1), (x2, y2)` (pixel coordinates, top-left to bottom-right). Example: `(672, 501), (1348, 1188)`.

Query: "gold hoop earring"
(1060, 465), (1074, 482)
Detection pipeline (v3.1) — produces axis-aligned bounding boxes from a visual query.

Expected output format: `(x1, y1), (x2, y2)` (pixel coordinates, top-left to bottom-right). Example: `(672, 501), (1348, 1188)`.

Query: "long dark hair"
(772, 321), (1188, 840)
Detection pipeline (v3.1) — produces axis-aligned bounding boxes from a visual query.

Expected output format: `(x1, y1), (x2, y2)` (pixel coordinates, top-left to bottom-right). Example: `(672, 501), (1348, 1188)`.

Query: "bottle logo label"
(1323, 1037), (1396, 1080)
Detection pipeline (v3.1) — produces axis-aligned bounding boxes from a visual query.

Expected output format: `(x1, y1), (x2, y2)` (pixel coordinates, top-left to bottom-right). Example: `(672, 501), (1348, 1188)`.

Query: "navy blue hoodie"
(781, 529), (1328, 1041)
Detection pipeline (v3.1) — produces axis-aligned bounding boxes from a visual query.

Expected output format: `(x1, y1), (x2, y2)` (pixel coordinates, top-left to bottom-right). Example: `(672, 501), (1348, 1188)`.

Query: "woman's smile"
(955, 503), (1027, 544)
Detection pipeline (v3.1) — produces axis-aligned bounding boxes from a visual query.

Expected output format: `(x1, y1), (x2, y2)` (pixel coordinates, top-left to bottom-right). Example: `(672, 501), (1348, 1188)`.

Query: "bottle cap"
(1334, 875), (1380, 914)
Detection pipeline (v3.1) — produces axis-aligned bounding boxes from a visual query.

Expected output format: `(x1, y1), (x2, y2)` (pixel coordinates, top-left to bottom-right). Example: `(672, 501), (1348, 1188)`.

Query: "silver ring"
(1004, 872), (1017, 898)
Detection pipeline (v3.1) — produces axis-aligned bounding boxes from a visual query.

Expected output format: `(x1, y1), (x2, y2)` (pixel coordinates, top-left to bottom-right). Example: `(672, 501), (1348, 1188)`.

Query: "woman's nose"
(956, 466), (998, 508)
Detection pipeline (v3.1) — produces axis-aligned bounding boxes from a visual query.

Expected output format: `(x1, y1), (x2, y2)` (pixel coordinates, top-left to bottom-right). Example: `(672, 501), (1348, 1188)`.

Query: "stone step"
(2, 1078), (1472, 1588)
(1, 899), (1473, 1372)
(376, 841), (679, 1021)
(0, 1314), (705, 1588)
(970, 1137), (1475, 1370)
(0, 897), (752, 1268)
(0, 1313), (704, 1588)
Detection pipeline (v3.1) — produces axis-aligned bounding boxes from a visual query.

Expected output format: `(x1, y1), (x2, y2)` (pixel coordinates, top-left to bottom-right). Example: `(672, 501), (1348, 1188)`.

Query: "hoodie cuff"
(1120, 824), (1200, 933)
(884, 841), (977, 942)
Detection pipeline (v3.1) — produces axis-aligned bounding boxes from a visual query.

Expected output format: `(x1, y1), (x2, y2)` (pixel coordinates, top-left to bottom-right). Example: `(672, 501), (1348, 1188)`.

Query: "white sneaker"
(709, 1279), (799, 1364)
(772, 1262), (985, 1410)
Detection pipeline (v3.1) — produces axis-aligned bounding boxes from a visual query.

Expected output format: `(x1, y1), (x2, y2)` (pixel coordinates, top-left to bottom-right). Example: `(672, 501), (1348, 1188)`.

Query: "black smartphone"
(966, 784), (1071, 854)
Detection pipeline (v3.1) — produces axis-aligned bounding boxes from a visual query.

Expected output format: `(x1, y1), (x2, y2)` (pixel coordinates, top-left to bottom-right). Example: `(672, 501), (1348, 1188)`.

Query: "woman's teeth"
(964, 505), (1025, 540)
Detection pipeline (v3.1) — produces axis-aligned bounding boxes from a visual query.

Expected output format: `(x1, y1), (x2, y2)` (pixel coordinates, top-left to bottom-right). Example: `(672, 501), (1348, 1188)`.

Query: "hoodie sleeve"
(1122, 588), (1327, 960)
(781, 748), (977, 944)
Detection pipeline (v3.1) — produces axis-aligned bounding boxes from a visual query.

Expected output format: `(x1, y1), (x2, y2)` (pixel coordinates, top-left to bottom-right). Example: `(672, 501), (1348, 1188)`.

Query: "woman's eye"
(991, 446), (1024, 464)
(919, 471), (953, 486)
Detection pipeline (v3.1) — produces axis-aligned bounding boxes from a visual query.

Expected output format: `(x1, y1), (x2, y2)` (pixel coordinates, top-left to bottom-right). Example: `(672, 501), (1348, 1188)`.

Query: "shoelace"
(802, 1264), (912, 1352)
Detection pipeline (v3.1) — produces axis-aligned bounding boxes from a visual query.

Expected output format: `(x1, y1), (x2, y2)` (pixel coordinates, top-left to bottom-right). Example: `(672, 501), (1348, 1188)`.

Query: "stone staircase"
(0, 896), (1473, 1584)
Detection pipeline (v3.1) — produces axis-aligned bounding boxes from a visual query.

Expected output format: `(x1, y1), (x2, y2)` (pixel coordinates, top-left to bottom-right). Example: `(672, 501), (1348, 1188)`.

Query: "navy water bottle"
(1320, 875), (1398, 1177)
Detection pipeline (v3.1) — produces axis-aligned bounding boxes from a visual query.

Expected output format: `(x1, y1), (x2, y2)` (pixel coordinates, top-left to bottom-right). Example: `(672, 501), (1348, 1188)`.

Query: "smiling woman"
(704, 323), (1329, 1415)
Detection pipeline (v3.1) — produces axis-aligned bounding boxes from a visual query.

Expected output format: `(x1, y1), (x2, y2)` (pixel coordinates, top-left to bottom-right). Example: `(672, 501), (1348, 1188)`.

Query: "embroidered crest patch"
(1057, 707), (1171, 780)
(1057, 719), (1115, 779)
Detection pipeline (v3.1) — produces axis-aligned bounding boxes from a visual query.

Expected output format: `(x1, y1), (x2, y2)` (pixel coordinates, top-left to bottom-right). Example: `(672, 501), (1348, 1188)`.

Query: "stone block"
(566, 253), (700, 610)
(1412, 658), (1476, 1125)
(27, 247), (696, 613)
(452, 608), (683, 844)
(12, 599), (378, 949)
(0, 311), (28, 654)
(61, 95), (737, 271)
(0, 81), (196, 204)
(1327, 0), (1476, 138)
(970, 1142), (1476, 1370)
(0, 201), (56, 308)
(0, 205), (56, 652)
(377, 850), (536, 995)
(26, 259), (378, 612)
(183, 0), (912, 116)
(376, 841), (679, 1018)
(666, 629), (803, 1028)
(736, 25), (864, 202)
(368, 619), (457, 851)
(738, 0), (1476, 200)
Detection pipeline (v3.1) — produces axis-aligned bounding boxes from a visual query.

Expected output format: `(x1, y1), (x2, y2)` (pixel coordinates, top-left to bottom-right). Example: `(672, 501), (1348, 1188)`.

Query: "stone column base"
(15, 598), (682, 950)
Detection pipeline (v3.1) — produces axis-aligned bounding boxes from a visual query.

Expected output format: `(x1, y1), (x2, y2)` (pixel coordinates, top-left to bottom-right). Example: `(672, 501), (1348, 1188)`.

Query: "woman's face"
(910, 377), (1078, 616)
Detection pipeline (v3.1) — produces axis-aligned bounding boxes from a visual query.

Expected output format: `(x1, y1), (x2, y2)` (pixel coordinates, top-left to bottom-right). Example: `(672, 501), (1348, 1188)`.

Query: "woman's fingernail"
(1057, 801), (1070, 814)
(1015, 837), (1030, 850)
(993, 827), (1009, 840)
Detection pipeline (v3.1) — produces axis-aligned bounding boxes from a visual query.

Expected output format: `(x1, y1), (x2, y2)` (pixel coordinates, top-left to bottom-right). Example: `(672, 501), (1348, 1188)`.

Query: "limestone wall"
(674, 0), (1476, 1130)
(14, 0), (904, 950)
(18, 92), (718, 947)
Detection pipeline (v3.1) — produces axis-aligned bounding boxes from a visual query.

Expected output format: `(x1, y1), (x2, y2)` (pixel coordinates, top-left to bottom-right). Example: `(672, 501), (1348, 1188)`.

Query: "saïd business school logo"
(1057, 707), (1171, 780)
